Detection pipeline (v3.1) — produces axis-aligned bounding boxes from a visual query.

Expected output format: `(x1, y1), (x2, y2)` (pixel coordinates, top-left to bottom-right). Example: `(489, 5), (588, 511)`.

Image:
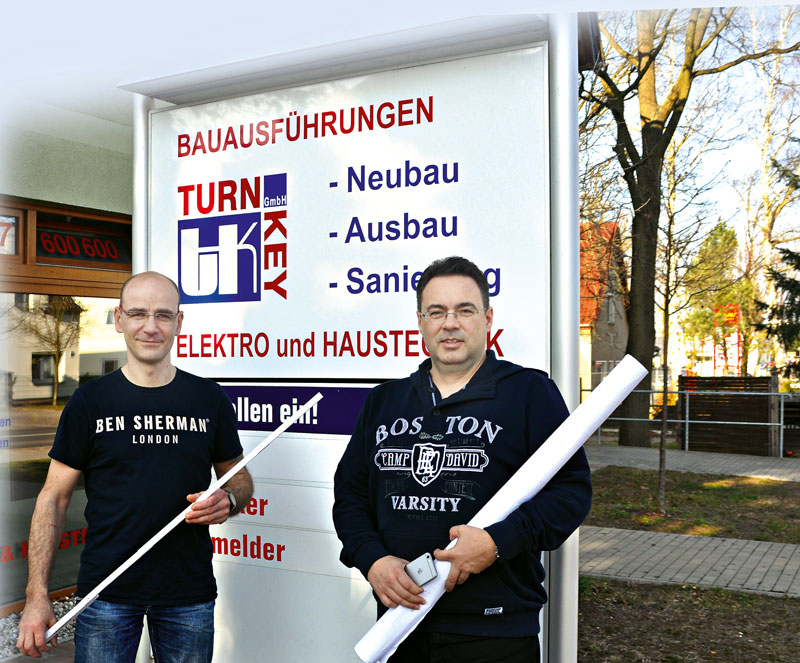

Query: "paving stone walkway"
(580, 527), (800, 597)
(585, 444), (800, 482)
(580, 445), (800, 597)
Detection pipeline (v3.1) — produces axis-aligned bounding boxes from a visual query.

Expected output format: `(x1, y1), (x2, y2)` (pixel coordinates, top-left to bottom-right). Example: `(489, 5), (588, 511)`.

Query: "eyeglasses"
(418, 306), (487, 323)
(118, 307), (180, 324)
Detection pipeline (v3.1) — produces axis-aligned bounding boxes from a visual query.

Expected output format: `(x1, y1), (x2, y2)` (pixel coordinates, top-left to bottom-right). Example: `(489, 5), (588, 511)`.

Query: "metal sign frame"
(127, 14), (579, 662)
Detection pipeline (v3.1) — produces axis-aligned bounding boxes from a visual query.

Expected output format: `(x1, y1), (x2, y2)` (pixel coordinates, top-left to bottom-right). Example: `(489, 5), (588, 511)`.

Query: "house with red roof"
(580, 222), (629, 395)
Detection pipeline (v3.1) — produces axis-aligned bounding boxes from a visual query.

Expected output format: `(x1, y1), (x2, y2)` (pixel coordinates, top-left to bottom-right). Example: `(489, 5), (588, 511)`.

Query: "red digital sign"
(36, 227), (131, 269)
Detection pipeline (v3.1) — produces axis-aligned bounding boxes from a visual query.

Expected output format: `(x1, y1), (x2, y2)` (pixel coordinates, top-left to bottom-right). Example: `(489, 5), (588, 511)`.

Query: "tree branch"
(695, 40), (800, 77)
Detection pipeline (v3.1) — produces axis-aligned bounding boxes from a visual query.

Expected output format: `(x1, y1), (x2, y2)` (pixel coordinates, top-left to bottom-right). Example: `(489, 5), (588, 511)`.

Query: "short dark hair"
(416, 256), (490, 310)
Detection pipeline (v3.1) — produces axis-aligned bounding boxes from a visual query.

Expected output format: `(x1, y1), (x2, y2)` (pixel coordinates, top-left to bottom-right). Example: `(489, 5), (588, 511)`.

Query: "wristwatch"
(223, 489), (237, 514)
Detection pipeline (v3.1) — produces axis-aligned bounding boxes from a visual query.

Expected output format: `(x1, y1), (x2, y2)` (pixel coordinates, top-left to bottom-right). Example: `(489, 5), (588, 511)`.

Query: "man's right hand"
(16, 594), (57, 658)
(367, 555), (426, 610)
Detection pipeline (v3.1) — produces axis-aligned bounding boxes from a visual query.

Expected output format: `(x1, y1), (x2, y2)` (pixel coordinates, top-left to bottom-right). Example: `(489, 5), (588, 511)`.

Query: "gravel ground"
(0, 597), (78, 660)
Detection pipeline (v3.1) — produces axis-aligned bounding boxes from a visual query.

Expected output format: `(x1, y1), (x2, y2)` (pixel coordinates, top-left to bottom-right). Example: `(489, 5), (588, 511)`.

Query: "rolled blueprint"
(354, 355), (647, 663)
(44, 392), (323, 643)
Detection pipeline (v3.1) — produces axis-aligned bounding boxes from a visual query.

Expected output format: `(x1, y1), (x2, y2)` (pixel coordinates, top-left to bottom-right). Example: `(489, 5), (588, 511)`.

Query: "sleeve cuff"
(352, 540), (393, 579)
(485, 521), (527, 561)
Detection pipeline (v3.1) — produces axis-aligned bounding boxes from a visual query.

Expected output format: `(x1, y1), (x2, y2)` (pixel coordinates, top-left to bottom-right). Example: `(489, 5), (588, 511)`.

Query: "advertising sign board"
(149, 44), (549, 662)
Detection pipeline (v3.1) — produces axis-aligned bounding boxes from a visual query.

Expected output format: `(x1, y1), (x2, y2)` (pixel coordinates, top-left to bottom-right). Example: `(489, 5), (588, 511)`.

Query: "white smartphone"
(405, 552), (438, 586)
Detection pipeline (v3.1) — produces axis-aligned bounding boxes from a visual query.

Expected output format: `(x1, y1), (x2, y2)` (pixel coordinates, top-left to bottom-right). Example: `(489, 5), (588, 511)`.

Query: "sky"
(2, 1), (794, 227)
(3, 2), (783, 124)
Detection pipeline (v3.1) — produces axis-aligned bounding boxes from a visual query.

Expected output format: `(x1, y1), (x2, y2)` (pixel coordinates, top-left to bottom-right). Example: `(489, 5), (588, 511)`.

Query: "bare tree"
(655, 120), (728, 512)
(13, 295), (86, 405)
(733, 231), (768, 378)
(747, 7), (800, 253)
(580, 8), (800, 446)
(579, 72), (633, 398)
(732, 8), (800, 375)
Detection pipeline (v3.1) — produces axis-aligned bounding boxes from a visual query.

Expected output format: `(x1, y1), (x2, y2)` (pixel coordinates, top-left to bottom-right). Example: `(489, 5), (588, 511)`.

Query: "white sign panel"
(149, 45), (549, 662)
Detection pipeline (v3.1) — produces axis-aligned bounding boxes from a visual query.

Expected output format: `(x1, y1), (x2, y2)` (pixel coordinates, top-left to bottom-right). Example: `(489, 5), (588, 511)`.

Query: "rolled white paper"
(354, 355), (647, 663)
(44, 392), (323, 643)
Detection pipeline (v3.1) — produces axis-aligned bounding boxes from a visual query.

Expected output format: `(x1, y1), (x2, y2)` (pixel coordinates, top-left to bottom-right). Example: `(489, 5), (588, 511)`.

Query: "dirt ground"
(579, 578), (800, 663)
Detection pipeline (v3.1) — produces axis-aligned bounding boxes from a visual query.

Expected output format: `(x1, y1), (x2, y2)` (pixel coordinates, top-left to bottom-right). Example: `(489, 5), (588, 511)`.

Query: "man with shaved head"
(18, 271), (253, 662)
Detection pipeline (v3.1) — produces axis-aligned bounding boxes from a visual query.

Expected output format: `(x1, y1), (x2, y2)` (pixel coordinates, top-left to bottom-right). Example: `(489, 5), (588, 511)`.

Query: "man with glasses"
(333, 256), (591, 663)
(17, 271), (253, 662)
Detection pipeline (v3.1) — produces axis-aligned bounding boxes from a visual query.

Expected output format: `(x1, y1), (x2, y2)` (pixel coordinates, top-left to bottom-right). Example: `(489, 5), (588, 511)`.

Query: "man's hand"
(185, 489), (230, 525)
(367, 555), (426, 610)
(433, 525), (497, 591)
(16, 594), (57, 658)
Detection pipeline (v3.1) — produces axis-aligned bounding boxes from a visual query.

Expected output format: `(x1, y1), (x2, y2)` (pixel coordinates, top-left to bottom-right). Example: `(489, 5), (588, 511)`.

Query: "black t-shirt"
(50, 368), (242, 605)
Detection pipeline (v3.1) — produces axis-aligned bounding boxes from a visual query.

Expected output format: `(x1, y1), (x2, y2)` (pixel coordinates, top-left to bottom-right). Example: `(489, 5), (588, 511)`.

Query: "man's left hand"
(185, 490), (230, 525)
(433, 525), (497, 591)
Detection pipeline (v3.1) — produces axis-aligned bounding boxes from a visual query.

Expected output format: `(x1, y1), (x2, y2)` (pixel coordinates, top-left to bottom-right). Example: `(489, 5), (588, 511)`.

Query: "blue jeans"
(75, 599), (215, 663)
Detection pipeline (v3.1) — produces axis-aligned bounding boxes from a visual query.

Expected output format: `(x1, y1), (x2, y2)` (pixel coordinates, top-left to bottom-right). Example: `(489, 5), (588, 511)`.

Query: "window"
(31, 354), (55, 385)
(0, 210), (20, 257)
(102, 359), (118, 374)
(105, 309), (115, 325)
(0, 197), (131, 297)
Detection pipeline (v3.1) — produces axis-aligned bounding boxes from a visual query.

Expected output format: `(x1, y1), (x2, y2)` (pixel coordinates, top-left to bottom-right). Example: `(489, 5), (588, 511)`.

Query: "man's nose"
(143, 314), (160, 332)
(442, 312), (461, 328)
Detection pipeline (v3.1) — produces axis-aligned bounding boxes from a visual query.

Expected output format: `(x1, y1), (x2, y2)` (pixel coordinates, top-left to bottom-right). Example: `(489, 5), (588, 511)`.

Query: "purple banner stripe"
(221, 384), (371, 435)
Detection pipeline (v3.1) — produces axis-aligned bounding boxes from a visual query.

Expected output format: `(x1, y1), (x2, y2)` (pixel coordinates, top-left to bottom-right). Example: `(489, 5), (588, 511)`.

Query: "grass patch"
(579, 577), (800, 662)
(4, 458), (52, 484)
(10, 402), (64, 411)
(586, 466), (800, 544)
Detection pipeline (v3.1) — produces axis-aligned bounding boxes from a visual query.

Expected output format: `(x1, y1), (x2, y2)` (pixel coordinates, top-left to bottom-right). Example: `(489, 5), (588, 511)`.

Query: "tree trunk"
(720, 335), (730, 375)
(658, 312), (669, 514)
(52, 352), (61, 407)
(740, 330), (751, 377)
(619, 170), (660, 447)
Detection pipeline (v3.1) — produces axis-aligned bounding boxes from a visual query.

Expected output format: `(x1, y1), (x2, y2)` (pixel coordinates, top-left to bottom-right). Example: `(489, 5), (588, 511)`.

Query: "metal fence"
(581, 387), (800, 458)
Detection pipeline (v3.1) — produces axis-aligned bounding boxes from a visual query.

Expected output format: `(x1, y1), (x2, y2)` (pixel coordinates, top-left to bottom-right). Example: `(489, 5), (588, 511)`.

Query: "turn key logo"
(178, 173), (288, 303)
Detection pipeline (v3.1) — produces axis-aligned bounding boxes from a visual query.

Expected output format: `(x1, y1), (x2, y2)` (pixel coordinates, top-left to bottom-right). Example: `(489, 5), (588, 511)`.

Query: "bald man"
(17, 272), (253, 662)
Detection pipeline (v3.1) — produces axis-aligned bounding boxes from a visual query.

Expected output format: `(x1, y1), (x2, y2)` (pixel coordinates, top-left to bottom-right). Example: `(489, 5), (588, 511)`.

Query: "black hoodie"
(332, 351), (592, 637)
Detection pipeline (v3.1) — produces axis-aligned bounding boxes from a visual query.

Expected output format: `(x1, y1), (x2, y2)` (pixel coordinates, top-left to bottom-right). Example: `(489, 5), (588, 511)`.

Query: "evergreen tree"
(760, 248), (800, 362)
(758, 137), (800, 373)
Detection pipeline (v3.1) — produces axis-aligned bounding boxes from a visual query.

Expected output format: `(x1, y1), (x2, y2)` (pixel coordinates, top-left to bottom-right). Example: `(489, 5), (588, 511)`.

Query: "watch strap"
(223, 489), (237, 514)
